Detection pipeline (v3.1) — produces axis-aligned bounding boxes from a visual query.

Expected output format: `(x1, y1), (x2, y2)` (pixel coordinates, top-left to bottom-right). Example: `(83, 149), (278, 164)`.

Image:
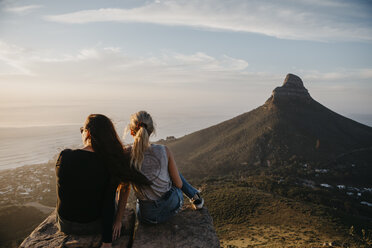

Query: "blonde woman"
(113, 111), (203, 228)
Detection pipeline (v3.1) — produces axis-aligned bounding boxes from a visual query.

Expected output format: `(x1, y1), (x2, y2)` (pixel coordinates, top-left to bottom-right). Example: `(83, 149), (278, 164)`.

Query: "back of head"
(84, 114), (150, 186)
(85, 114), (123, 159)
(128, 111), (155, 170)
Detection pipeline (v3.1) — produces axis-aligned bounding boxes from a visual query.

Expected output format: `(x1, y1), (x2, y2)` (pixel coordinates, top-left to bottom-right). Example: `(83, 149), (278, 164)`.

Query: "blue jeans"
(137, 174), (198, 224)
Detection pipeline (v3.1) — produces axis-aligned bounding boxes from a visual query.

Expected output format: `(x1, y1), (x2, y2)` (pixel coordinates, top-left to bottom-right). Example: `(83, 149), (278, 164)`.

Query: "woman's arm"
(101, 183), (115, 247)
(166, 146), (183, 188)
(112, 182), (131, 240)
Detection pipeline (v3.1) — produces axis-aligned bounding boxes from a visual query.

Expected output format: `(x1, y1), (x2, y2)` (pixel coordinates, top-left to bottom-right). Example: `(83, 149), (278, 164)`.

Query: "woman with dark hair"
(55, 114), (150, 248)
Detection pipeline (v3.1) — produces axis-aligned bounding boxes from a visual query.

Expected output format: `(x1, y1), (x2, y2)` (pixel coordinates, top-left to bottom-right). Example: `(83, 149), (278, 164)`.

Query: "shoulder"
(58, 148), (88, 159)
(151, 143), (166, 150)
(55, 149), (73, 172)
(161, 145), (170, 156)
(56, 149), (88, 166)
(60, 148), (73, 155)
(151, 144), (168, 154)
(56, 149), (72, 163)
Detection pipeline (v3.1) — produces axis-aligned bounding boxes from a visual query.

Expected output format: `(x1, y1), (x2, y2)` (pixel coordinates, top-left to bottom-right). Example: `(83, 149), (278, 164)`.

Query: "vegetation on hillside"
(197, 177), (372, 247)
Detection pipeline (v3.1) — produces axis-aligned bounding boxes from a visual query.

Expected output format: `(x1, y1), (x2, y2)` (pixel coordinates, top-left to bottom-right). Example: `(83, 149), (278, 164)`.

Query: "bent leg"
(137, 187), (183, 224)
(179, 173), (198, 199)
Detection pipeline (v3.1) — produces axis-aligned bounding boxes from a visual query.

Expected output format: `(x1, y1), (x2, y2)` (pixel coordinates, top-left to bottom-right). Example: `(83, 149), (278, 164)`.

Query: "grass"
(199, 179), (372, 248)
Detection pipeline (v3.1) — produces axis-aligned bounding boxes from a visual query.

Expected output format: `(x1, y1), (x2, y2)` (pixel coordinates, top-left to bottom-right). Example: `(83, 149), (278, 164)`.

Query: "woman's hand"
(100, 242), (112, 248)
(112, 182), (130, 241)
(112, 219), (122, 241)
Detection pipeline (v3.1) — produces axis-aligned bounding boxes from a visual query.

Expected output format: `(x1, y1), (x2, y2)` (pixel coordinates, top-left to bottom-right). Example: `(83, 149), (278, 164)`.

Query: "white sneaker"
(191, 192), (204, 209)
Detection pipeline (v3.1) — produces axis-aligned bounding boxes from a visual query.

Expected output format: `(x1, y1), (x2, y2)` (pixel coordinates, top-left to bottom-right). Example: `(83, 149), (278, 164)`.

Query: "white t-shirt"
(133, 144), (172, 201)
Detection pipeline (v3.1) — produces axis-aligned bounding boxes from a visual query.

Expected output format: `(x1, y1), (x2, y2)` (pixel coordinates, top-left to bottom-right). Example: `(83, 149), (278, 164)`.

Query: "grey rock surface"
(132, 206), (220, 248)
(20, 206), (219, 248)
(282, 73), (305, 88)
(271, 73), (312, 101)
(19, 209), (133, 248)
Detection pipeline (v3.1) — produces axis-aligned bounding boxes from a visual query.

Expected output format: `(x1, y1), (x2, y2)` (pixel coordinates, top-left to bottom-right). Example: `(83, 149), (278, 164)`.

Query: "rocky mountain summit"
(20, 206), (219, 248)
(269, 73), (312, 102)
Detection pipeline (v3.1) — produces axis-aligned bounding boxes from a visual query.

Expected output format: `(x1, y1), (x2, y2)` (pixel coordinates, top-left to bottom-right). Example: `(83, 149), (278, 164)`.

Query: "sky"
(0, 0), (372, 138)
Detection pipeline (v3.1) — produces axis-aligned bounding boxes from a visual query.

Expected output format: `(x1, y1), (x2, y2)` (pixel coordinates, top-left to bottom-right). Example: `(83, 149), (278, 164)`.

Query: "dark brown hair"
(84, 114), (150, 186)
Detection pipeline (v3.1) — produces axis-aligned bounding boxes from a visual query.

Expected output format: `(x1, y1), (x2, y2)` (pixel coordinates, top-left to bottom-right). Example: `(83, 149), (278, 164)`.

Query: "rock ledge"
(20, 206), (220, 248)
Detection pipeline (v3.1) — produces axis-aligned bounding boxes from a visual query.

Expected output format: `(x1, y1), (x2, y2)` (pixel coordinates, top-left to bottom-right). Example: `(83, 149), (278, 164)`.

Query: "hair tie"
(130, 129), (136, 136)
(131, 121), (148, 136)
(136, 122), (148, 129)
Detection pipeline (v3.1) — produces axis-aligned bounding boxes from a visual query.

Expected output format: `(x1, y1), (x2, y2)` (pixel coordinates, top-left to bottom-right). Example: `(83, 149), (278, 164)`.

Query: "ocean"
(0, 125), (83, 171)
(0, 111), (235, 171)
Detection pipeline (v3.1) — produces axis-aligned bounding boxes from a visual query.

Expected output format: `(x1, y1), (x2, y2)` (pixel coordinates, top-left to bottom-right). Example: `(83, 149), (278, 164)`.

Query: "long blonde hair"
(128, 111), (155, 170)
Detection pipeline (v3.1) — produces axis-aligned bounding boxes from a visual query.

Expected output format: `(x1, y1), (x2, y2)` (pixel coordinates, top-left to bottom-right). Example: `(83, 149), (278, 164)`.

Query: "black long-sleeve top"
(55, 149), (115, 243)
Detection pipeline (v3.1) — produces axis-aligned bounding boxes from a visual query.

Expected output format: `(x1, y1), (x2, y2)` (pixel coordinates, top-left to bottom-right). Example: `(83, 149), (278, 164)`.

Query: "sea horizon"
(0, 110), (240, 171)
(0, 111), (371, 171)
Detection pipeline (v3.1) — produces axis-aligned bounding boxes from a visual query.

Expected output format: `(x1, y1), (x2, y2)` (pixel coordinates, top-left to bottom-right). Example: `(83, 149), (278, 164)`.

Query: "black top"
(56, 149), (115, 243)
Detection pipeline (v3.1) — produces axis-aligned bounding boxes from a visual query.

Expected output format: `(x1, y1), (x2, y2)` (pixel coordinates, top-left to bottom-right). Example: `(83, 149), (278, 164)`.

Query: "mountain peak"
(283, 73), (305, 88)
(269, 73), (312, 103)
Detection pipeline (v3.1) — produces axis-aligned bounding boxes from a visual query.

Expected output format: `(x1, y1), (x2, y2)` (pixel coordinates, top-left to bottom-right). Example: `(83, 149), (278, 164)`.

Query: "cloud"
(359, 69), (372, 79)
(301, 69), (372, 82)
(0, 40), (258, 114)
(0, 40), (249, 85)
(4, 4), (43, 14)
(1, 40), (371, 119)
(44, 0), (372, 42)
(2, 39), (371, 91)
(0, 41), (33, 75)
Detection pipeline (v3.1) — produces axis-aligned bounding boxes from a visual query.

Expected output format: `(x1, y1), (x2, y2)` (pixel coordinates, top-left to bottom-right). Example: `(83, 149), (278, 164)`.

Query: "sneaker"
(191, 192), (204, 210)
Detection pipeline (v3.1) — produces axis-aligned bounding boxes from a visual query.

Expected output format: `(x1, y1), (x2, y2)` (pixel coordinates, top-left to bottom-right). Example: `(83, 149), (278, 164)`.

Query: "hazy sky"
(1, 0), (372, 134)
